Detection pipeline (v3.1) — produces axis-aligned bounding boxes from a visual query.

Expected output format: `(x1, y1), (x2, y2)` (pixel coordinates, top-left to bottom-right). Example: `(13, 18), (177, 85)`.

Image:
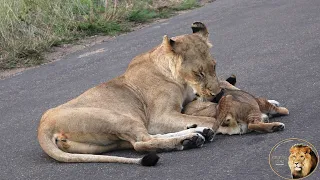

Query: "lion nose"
(295, 162), (298, 165)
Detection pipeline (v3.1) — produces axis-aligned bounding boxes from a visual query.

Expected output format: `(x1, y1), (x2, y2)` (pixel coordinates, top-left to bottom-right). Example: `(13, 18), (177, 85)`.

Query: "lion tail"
(37, 127), (159, 166)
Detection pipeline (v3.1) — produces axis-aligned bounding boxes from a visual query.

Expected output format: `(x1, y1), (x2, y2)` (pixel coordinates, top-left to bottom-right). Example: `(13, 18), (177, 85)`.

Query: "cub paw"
(268, 100), (280, 107)
(278, 107), (289, 115)
(181, 133), (205, 150)
(271, 123), (285, 132)
(261, 114), (269, 123)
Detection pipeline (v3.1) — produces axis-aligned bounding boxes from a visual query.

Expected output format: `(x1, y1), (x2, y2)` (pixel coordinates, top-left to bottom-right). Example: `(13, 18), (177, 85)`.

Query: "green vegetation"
(174, 0), (200, 11)
(0, 0), (202, 70)
(128, 9), (159, 23)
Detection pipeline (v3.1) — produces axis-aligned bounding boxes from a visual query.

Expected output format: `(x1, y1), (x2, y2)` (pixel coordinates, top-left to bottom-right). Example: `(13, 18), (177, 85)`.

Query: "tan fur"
(37, 22), (222, 165)
(184, 80), (289, 135)
(288, 145), (318, 179)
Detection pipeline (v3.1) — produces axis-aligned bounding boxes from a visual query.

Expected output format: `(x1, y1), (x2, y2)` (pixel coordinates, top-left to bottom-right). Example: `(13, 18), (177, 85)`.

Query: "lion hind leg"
(38, 128), (159, 166)
(55, 136), (132, 154)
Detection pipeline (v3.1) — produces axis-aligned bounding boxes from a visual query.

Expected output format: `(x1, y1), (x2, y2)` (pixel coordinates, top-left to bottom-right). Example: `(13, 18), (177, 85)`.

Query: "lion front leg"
(151, 127), (215, 142)
(120, 129), (207, 152)
(148, 112), (219, 141)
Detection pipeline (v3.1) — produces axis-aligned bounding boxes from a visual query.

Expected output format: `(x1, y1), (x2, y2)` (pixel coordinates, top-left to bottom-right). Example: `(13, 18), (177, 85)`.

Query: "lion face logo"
(288, 144), (318, 179)
(290, 150), (306, 171)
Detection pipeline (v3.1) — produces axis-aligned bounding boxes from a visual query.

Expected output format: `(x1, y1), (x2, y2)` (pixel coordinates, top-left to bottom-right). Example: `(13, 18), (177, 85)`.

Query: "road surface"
(0, 0), (319, 179)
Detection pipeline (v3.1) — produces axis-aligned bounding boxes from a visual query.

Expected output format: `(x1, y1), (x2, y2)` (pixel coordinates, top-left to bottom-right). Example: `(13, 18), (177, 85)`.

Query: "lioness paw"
(181, 133), (205, 150)
(194, 127), (214, 142)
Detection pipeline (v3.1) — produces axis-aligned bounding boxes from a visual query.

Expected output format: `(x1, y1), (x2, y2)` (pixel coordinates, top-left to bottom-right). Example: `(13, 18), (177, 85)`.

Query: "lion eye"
(300, 155), (303, 158)
(194, 71), (205, 79)
(199, 72), (205, 78)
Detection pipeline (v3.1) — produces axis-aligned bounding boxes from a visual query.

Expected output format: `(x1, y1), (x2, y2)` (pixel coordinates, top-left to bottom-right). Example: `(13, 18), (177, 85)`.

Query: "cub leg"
(267, 100), (280, 107)
(256, 98), (289, 116)
(247, 112), (285, 133)
(248, 122), (285, 133)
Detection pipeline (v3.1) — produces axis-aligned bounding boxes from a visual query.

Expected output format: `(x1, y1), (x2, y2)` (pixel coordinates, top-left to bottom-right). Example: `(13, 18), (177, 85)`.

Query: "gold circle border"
(269, 138), (319, 180)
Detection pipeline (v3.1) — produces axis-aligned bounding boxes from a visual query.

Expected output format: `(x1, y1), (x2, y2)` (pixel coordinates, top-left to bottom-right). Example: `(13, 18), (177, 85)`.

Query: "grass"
(174, 0), (200, 10)
(128, 9), (159, 23)
(77, 21), (130, 36)
(0, 0), (202, 70)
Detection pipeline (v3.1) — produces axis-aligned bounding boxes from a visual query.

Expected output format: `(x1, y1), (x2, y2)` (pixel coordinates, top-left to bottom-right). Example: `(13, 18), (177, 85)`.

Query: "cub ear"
(191, 22), (209, 38)
(226, 74), (237, 86)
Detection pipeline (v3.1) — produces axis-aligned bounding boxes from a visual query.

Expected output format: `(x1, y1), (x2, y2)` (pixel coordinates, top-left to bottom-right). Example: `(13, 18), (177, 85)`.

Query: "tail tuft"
(141, 152), (159, 166)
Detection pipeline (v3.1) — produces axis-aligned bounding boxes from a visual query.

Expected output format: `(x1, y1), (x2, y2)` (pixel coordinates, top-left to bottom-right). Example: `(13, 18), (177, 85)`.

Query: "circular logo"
(269, 138), (319, 179)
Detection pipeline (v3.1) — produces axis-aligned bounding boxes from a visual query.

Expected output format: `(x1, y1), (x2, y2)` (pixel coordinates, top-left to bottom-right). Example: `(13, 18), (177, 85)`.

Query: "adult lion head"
(288, 144), (318, 179)
(169, 22), (221, 100)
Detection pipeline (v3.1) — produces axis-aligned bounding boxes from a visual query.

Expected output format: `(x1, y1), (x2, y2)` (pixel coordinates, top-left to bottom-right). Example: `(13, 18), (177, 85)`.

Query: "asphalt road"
(1, 0), (320, 179)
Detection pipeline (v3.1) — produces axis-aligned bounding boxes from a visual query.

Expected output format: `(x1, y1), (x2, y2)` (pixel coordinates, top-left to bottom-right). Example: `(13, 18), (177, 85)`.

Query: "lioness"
(288, 144), (318, 179)
(184, 76), (289, 135)
(38, 22), (222, 166)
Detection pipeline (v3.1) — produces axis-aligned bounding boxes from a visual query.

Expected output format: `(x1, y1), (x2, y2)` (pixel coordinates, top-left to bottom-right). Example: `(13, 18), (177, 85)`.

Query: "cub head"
(288, 144), (315, 178)
(163, 22), (221, 100)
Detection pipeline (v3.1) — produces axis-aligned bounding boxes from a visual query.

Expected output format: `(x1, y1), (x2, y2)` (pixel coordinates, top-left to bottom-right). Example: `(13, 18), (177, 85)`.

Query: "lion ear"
(191, 22), (209, 38)
(162, 35), (175, 52)
(170, 39), (175, 47)
(305, 147), (311, 154)
(289, 148), (294, 154)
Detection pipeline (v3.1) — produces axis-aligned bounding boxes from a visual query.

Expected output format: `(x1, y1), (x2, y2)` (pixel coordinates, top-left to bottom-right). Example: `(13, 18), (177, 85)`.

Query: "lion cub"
(184, 76), (289, 135)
